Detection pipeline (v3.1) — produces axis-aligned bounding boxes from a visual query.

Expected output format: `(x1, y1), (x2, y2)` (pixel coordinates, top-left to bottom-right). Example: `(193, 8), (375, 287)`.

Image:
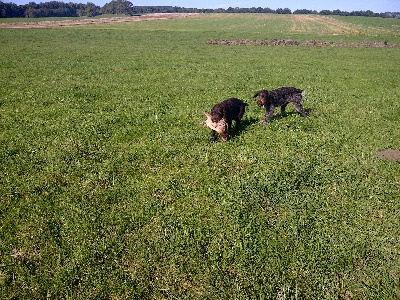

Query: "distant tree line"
(1, 1), (101, 17)
(1, 0), (399, 18)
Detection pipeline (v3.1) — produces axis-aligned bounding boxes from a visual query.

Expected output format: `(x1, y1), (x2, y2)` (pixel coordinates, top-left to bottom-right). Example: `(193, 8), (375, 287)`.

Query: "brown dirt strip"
(207, 39), (400, 48)
(376, 149), (400, 161)
(0, 13), (199, 28)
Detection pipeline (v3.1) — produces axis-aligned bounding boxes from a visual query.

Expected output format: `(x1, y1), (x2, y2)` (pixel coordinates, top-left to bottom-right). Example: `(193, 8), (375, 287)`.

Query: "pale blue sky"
(8, 0), (400, 13)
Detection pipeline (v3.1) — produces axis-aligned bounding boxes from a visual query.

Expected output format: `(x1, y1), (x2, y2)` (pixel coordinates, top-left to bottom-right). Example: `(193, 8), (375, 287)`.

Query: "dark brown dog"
(253, 87), (308, 124)
(203, 98), (248, 141)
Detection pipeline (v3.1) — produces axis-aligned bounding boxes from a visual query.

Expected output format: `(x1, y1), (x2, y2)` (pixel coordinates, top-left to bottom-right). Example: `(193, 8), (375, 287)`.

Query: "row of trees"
(0, 0), (135, 17)
(1, 1), (101, 17)
(1, 0), (399, 18)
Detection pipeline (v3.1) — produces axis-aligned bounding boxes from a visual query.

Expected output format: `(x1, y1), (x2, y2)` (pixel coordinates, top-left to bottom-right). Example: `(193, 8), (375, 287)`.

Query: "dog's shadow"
(214, 108), (312, 141)
(265, 108), (312, 123)
(229, 117), (258, 140)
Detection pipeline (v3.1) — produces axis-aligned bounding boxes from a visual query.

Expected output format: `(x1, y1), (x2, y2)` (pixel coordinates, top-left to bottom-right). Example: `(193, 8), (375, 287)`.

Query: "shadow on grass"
(263, 108), (313, 124)
(228, 117), (258, 140)
(211, 107), (313, 141)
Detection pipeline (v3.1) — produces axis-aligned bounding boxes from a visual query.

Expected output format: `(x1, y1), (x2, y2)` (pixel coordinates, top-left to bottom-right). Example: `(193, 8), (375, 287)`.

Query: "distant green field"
(1, 14), (399, 299)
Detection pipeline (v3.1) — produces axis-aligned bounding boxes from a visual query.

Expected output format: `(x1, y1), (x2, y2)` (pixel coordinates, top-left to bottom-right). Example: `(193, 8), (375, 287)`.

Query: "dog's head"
(253, 90), (268, 107)
(203, 112), (229, 141)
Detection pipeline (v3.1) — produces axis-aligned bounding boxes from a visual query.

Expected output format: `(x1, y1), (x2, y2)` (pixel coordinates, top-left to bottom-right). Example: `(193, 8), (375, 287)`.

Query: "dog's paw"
(260, 120), (268, 125)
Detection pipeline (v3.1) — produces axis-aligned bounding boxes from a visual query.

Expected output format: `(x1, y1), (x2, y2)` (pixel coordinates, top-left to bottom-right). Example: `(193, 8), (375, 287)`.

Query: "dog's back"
(210, 98), (248, 123)
(266, 87), (304, 107)
(253, 87), (308, 124)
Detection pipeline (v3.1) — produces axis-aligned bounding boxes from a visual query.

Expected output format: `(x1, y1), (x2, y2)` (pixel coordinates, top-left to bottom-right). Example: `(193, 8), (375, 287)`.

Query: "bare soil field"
(0, 13), (199, 28)
(253, 14), (399, 36)
(289, 14), (359, 34)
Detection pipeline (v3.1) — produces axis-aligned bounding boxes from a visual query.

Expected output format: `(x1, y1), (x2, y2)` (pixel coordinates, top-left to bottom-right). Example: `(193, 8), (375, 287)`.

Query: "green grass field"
(1, 14), (399, 299)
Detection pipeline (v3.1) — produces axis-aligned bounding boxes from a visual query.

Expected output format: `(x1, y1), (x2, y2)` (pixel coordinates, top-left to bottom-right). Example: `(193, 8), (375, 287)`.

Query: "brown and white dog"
(203, 98), (248, 142)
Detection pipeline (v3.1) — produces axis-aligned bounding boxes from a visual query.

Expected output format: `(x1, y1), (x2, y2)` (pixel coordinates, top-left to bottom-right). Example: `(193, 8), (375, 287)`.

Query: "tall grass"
(0, 14), (399, 299)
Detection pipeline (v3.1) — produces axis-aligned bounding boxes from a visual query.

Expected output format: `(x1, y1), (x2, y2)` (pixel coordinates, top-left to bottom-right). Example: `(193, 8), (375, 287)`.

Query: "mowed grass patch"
(1, 14), (399, 298)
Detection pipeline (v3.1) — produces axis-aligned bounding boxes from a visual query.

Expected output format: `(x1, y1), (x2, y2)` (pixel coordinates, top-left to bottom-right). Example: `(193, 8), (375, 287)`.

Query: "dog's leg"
(261, 105), (275, 125)
(234, 113), (243, 129)
(234, 117), (241, 129)
(280, 103), (288, 116)
(211, 130), (218, 142)
(236, 105), (246, 128)
(293, 101), (308, 118)
(227, 119), (233, 131)
(291, 94), (308, 118)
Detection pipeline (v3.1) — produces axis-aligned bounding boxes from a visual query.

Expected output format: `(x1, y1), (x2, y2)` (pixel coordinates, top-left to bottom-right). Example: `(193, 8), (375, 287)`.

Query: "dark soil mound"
(207, 39), (400, 48)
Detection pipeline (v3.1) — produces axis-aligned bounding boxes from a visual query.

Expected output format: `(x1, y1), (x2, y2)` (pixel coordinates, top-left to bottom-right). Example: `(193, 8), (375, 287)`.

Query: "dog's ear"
(253, 90), (268, 98)
(203, 111), (211, 119)
(203, 111), (214, 128)
(253, 91), (262, 98)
